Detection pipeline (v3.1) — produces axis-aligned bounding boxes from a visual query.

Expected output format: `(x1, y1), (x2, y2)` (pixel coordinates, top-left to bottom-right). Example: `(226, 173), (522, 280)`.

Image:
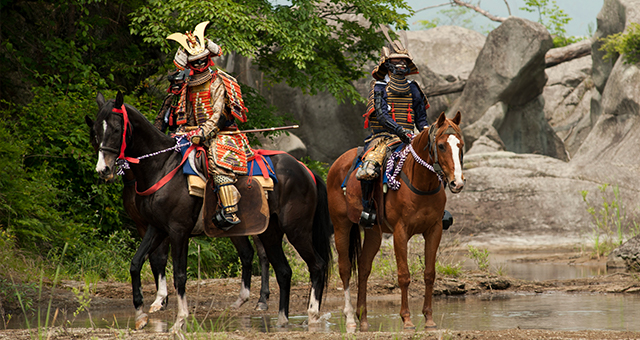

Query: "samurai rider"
(166, 21), (253, 231)
(357, 38), (428, 229)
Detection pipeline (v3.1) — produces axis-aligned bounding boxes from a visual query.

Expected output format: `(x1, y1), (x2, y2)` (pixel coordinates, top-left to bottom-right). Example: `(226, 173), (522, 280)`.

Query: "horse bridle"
(425, 123), (463, 180)
(99, 104), (139, 165)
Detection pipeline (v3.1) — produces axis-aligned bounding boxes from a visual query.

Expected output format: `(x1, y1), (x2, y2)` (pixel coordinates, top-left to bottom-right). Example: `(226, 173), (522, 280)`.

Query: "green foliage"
(187, 237), (242, 279)
(129, 0), (411, 104)
(520, 0), (574, 47)
(581, 184), (639, 258)
(300, 157), (329, 182)
(415, 19), (439, 30)
(599, 23), (640, 65)
(436, 261), (462, 277)
(467, 245), (490, 271)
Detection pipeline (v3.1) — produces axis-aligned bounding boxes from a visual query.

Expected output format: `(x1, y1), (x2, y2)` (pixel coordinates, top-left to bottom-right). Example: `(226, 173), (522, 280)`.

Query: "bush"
(599, 23), (640, 64)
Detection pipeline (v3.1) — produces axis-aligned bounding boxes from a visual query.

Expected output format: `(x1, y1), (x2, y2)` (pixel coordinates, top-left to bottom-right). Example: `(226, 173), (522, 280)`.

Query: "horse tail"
(348, 223), (361, 275)
(312, 172), (334, 286)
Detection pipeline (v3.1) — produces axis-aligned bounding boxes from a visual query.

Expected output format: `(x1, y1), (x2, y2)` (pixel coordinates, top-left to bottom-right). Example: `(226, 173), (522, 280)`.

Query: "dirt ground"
(1, 250), (640, 340)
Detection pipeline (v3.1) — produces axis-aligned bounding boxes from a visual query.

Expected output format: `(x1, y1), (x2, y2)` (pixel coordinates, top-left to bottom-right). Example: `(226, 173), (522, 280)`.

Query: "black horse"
(86, 92), (333, 332)
(87, 142), (273, 318)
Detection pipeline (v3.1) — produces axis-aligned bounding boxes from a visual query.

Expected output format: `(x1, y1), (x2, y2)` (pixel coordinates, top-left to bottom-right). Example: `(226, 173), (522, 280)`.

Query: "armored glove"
(396, 127), (413, 144)
(186, 128), (204, 145)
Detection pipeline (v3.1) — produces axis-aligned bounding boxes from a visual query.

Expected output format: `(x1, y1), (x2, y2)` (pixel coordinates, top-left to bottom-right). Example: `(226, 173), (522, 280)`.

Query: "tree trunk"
(425, 80), (467, 97)
(545, 39), (592, 68)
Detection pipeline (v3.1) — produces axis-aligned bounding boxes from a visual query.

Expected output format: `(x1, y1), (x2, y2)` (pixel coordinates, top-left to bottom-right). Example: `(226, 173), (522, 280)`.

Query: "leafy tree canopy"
(129, 0), (412, 104)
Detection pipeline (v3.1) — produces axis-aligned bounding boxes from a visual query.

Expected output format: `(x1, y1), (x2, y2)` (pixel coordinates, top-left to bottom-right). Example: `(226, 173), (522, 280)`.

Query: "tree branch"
(451, 0), (507, 23)
(414, 2), (451, 14)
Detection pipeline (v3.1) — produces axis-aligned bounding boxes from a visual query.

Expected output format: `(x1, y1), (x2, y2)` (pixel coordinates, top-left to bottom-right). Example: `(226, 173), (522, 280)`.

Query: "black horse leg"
(284, 231), (327, 325)
(169, 234), (191, 333)
(259, 218), (291, 327)
(130, 225), (165, 330)
(229, 236), (254, 309)
(148, 237), (170, 313)
(253, 235), (271, 311)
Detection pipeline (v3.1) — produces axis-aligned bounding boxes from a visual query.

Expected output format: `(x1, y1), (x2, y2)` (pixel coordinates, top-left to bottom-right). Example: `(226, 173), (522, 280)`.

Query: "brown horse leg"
(356, 228), (382, 331)
(422, 226), (443, 329)
(393, 230), (415, 329)
(334, 220), (357, 329)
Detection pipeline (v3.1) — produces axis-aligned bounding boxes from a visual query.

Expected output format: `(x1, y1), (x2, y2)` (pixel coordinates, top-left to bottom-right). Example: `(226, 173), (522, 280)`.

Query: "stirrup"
(359, 208), (377, 229)
(442, 210), (453, 230)
(214, 209), (241, 231)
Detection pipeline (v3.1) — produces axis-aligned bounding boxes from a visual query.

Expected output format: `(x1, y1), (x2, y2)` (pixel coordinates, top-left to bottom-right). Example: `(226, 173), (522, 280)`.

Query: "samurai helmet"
(371, 25), (419, 80)
(167, 21), (221, 62)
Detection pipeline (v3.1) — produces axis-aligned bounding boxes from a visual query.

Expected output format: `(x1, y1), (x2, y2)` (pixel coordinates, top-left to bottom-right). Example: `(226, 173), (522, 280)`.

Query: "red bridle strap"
(136, 144), (197, 196)
(111, 105), (140, 164)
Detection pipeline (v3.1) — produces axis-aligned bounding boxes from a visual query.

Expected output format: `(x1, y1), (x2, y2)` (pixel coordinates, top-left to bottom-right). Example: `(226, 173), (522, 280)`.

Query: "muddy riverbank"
(2, 249), (639, 339)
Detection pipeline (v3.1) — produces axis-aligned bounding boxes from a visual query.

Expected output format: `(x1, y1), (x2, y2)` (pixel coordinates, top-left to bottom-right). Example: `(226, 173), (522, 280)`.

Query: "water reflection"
(11, 293), (639, 333)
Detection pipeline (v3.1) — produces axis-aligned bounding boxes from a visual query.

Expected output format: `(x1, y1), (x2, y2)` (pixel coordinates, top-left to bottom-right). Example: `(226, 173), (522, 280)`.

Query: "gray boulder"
(448, 17), (567, 160)
(449, 17), (553, 125)
(607, 234), (640, 271)
(543, 55), (597, 157)
(591, 0), (640, 93)
(405, 26), (486, 80)
(570, 57), (640, 192)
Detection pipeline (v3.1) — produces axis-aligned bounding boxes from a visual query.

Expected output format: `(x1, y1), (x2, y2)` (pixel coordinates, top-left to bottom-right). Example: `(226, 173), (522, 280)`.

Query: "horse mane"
(98, 98), (174, 145)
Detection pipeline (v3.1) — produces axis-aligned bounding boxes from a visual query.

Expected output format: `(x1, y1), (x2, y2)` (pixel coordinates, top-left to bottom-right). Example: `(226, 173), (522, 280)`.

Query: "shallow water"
(447, 252), (611, 281)
(10, 292), (640, 333)
(7, 258), (637, 333)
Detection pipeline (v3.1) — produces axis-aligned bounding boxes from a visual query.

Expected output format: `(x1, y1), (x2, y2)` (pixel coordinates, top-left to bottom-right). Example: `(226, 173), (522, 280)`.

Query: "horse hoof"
(148, 303), (163, 314)
(425, 325), (438, 331)
(255, 302), (268, 311)
(360, 321), (370, 332)
(346, 323), (357, 333)
(135, 313), (148, 330)
(230, 298), (247, 309)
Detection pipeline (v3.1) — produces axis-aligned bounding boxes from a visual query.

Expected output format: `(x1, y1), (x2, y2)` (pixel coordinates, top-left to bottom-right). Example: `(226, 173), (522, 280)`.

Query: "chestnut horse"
(327, 111), (465, 331)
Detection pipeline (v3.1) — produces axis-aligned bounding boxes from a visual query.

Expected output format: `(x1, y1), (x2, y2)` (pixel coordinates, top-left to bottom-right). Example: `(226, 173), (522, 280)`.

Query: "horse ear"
(96, 92), (105, 109)
(85, 115), (94, 128)
(452, 111), (461, 126)
(436, 112), (446, 127)
(115, 91), (124, 108)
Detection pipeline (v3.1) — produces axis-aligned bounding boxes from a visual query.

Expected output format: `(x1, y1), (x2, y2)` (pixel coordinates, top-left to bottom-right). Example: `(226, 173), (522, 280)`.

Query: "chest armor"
(368, 88), (414, 131)
(188, 80), (214, 126)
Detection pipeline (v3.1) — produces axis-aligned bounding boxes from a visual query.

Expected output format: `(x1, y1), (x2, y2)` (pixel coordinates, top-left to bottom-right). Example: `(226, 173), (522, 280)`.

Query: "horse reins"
(105, 104), (198, 196)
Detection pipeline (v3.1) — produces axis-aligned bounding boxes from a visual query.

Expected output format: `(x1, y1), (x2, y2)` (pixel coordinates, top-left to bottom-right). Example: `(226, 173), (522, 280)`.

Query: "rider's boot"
(213, 175), (242, 231)
(442, 210), (453, 230)
(358, 180), (376, 229)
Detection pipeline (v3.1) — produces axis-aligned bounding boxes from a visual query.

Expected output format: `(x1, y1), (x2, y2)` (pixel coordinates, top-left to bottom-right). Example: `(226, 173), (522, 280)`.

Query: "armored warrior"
(357, 37), (430, 229)
(167, 21), (252, 231)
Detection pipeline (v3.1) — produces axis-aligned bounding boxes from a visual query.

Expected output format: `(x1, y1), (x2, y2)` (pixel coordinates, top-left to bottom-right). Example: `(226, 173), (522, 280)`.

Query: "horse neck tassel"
(385, 142), (442, 191)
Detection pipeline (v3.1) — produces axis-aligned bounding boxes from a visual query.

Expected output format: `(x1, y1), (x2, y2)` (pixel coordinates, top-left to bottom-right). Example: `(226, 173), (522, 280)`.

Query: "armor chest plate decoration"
(189, 80), (215, 126)
(384, 85), (414, 130)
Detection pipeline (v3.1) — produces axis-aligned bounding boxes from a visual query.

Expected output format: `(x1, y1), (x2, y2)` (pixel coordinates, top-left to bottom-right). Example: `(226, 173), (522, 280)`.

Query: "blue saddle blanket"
(179, 143), (278, 183)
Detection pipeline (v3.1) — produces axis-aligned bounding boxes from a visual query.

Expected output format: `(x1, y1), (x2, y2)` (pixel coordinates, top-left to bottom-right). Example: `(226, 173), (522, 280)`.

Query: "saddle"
(202, 177), (269, 237)
(185, 147), (276, 237)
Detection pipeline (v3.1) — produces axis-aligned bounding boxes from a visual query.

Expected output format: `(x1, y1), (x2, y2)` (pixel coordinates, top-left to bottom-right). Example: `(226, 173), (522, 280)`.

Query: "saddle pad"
(341, 143), (405, 189)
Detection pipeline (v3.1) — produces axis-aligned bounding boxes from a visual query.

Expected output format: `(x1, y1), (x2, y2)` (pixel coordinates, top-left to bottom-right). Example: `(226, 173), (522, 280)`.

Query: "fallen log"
(545, 39), (592, 68)
(425, 80), (467, 97)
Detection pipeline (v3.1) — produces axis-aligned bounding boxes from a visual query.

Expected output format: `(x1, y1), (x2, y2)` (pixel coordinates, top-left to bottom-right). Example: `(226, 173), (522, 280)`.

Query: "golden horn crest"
(167, 21), (210, 56)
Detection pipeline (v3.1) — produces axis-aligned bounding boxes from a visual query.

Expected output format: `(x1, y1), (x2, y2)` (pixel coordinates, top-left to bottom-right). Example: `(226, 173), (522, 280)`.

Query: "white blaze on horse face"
(447, 135), (464, 185)
(95, 120), (109, 173)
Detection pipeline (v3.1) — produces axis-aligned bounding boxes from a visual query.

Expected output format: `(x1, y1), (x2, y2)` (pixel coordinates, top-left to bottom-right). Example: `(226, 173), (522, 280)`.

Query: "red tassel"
(391, 103), (396, 121)
(364, 117), (369, 129)
(407, 104), (412, 123)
